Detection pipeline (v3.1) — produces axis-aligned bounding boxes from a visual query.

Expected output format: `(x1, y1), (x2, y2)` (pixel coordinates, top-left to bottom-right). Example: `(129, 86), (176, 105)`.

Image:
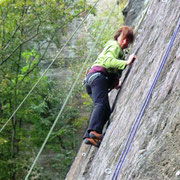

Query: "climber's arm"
(101, 46), (136, 70)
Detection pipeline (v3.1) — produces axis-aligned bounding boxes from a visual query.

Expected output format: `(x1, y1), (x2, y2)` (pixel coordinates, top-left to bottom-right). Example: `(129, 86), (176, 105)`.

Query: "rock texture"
(66, 0), (180, 179)
(122, 0), (145, 26)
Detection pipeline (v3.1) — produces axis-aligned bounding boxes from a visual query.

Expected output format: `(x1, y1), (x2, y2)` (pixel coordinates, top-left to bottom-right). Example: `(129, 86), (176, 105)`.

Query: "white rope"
(24, 1), (117, 179)
(0, 0), (100, 134)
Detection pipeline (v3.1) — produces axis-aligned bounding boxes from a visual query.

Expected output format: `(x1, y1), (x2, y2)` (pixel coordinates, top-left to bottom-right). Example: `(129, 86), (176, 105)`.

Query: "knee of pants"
(94, 102), (110, 113)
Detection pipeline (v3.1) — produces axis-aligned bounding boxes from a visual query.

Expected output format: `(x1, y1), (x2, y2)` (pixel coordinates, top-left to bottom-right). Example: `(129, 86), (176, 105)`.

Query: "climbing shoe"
(84, 138), (101, 148)
(89, 131), (103, 140)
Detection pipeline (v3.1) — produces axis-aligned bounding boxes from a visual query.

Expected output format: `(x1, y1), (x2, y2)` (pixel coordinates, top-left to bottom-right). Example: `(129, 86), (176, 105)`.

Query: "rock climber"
(83, 26), (136, 147)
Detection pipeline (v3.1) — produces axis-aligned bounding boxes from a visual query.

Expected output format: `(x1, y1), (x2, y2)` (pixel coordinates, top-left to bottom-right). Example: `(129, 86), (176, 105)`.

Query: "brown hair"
(114, 26), (134, 43)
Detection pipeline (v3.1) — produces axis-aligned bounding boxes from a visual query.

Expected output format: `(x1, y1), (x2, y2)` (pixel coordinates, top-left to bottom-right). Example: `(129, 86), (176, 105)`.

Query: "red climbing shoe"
(89, 131), (103, 140)
(84, 138), (101, 147)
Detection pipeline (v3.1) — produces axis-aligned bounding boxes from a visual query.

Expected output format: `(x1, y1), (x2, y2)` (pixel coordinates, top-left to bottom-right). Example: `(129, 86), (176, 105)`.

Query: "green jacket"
(92, 40), (126, 75)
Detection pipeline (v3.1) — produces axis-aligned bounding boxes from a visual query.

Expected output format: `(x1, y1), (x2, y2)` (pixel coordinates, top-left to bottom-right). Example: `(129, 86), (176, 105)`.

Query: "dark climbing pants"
(83, 73), (111, 138)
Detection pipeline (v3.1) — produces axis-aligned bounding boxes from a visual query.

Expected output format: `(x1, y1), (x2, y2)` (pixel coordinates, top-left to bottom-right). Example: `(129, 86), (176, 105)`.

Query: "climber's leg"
(83, 73), (111, 139)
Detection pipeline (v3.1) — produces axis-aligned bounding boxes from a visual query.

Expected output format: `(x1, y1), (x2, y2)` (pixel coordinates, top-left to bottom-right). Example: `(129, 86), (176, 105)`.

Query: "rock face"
(122, 0), (145, 26)
(66, 0), (180, 180)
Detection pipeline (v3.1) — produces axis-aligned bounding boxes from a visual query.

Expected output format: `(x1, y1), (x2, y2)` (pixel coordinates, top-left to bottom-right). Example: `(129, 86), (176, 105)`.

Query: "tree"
(0, 0), (94, 179)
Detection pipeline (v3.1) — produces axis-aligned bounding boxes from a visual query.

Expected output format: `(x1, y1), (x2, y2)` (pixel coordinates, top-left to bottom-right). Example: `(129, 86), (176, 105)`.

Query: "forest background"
(0, 0), (125, 179)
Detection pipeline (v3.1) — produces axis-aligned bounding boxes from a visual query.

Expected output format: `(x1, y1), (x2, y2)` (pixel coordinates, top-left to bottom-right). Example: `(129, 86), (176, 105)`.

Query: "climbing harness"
(84, 72), (101, 85)
(111, 17), (180, 180)
(24, 1), (118, 179)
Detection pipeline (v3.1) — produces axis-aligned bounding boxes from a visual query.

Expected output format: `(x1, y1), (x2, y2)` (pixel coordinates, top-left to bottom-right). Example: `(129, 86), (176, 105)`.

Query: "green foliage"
(0, 0), (126, 179)
(81, 92), (92, 110)
(0, 0), (93, 179)
(90, 3), (124, 49)
(0, 137), (8, 145)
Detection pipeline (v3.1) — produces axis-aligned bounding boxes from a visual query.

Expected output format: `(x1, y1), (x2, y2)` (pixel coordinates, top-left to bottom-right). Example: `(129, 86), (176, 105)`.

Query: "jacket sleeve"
(104, 45), (126, 70)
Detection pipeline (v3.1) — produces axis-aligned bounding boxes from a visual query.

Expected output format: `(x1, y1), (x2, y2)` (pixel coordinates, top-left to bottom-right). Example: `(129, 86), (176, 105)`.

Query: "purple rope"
(111, 17), (180, 180)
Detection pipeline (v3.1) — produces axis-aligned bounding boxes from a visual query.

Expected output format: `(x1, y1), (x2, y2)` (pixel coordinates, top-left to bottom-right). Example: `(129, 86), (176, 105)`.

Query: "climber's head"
(114, 26), (134, 49)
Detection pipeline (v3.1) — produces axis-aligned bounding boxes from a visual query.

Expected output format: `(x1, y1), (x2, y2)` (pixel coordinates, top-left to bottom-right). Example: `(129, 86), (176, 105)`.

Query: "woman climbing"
(84, 26), (136, 147)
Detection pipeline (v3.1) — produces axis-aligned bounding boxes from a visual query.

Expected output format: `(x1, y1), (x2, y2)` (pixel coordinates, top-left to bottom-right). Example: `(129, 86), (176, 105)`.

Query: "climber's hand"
(126, 54), (136, 65)
(115, 81), (123, 89)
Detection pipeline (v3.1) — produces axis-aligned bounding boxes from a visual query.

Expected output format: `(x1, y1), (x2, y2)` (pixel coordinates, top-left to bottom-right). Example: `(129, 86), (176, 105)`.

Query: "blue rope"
(111, 17), (180, 180)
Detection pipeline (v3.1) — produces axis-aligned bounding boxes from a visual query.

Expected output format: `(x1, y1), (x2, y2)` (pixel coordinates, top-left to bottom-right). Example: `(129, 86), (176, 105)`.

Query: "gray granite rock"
(66, 0), (180, 179)
(122, 0), (145, 26)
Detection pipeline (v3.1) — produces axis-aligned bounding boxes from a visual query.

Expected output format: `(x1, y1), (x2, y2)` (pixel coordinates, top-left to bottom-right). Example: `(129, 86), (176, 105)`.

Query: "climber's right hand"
(126, 53), (136, 65)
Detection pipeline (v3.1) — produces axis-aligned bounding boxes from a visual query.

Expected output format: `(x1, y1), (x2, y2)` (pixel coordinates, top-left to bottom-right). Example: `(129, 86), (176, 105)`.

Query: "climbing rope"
(0, 0), (100, 134)
(24, 1), (117, 179)
(111, 17), (180, 180)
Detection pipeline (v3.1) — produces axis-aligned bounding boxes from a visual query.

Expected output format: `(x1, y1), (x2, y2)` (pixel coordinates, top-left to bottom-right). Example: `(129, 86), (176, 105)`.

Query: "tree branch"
(57, 135), (66, 150)
(18, 19), (71, 83)
(0, 21), (41, 66)
(18, 28), (57, 84)
(2, 25), (21, 51)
